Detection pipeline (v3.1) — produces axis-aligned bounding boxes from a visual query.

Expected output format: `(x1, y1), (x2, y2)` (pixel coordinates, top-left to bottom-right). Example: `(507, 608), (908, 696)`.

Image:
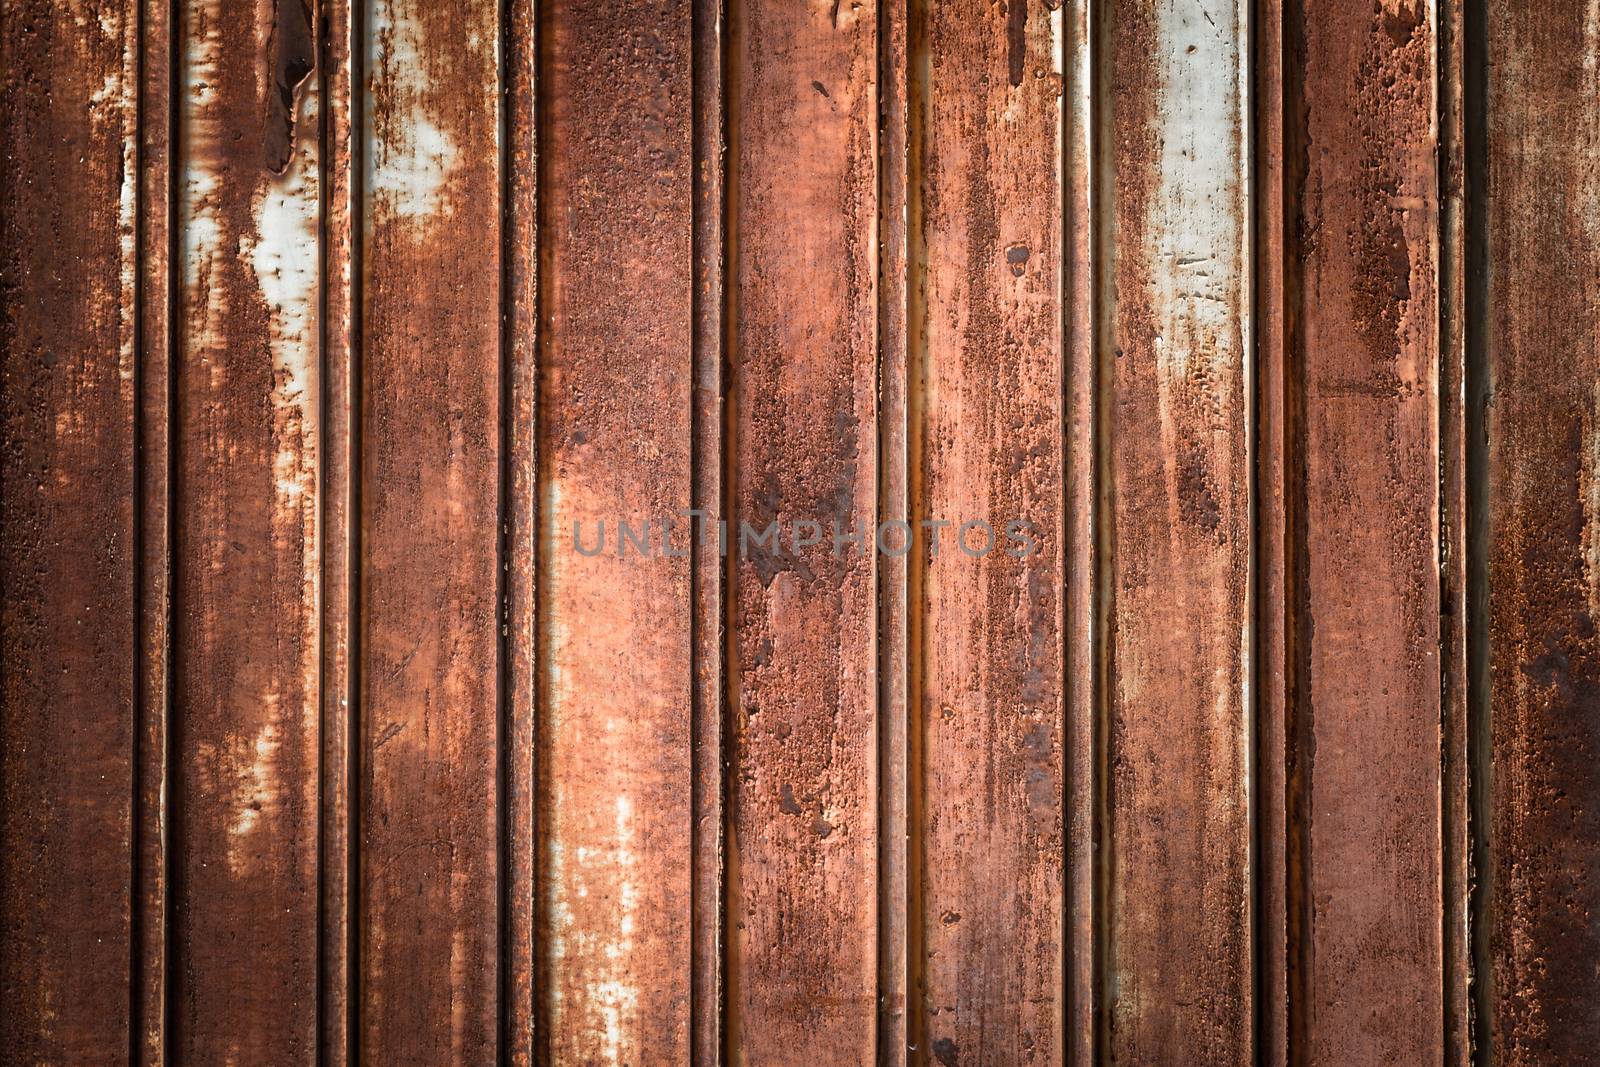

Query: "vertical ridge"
(496, 0), (514, 1053)
(162, 0), (184, 1055)
(345, 0), (365, 1056)
(1437, 0), (1472, 1062)
(531, 0), (553, 1057)
(1062, 0), (1100, 1060)
(319, 0), (359, 1059)
(135, 0), (177, 1062)
(1251, 0), (1291, 1062)
(691, 0), (728, 1059)
(1461, 0), (1490, 1058)
(134, 0), (175, 1062)
(875, 0), (910, 1061)
(501, 0), (538, 1062)
(1090, 0), (1115, 1057)
(1280, 1), (1310, 1056)
(718, 0), (741, 1055)
(901, 0), (928, 1057)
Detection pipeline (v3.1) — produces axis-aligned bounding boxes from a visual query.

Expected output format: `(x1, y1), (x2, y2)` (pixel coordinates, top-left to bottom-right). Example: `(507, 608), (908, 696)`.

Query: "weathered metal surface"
(320, 0), (357, 1061)
(1484, 3), (1600, 1062)
(538, 0), (696, 1061)
(1254, 1), (1290, 1062)
(914, 1), (1065, 1063)
(1, 1), (139, 1062)
(1287, 2), (1444, 1063)
(135, 0), (175, 1062)
(504, 0), (539, 1062)
(877, 0), (909, 1062)
(359, 0), (503, 1060)
(727, 1), (881, 1062)
(1061, 4), (1099, 1064)
(172, 0), (323, 1058)
(8, 3), (1600, 1064)
(1104, 1), (1252, 1062)
(690, 0), (727, 1062)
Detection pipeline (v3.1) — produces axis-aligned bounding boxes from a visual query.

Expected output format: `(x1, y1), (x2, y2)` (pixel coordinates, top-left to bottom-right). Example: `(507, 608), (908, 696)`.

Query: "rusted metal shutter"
(2, 1), (1597, 1064)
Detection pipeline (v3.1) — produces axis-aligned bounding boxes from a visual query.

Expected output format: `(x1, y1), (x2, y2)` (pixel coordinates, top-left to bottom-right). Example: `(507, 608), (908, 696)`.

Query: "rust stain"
(1290, 0), (1444, 1062)
(171, 0), (323, 1058)
(538, 1), (696, 1062)
(727, 0), (880, 1062)
(8, 2), (1600, 1064)
(264, 0), (316, 174)
(1105, 0), (1252, 1061)
(1, 1), (139, 1062)
(916, 0), (1065, 1061)
(360, 0), (502, 1062)
(1486, 2), (1600, 1063)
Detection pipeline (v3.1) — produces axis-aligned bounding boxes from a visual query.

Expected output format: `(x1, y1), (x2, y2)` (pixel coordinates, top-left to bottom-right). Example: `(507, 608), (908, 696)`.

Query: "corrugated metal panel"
(3, 1), (1598, 1064)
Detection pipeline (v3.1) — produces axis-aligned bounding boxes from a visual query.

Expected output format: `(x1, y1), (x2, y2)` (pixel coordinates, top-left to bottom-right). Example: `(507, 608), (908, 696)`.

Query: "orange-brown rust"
(320, 0), (358, 1060)
(136, 0), (176, 1062)
(360, 0), (503, 1061)
(877, 0), (909, 1061)
(915, 0), (1065, 1062)
(504, 0), (539, 1061)
(727, 1), (881, 1062)
(537, 1), (696, 1062)
(1484, 3), (1600, 1062)
(1253, 1), (1289, 1063)
(690, 0), (727, 1061)
(1104, 1), (1251, 1062)
(1290, 1), (1443, 1062)
(1, 1), (139, 1061)
(1061, 1), (1099, 1060)
(171, 0), (323, 1058)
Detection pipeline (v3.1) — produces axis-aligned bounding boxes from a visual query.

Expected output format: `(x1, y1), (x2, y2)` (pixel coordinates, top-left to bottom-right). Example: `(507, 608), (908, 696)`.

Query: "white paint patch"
(366, 2), (457, 221)
(1145, 0), (1247, 383)
(547, 792), (640, 1065)
(240, 158), (320, 508)
(227, 717), (281, 873)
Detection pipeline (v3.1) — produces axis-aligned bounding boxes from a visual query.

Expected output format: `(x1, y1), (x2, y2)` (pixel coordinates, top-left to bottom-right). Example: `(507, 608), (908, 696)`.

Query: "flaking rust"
(538, 2), (697, 1063)
(1485, 2), (1600, 1062)
(265, 0), (317, 174)
(171, 0), (322, 1058)
(729, 2), (880, 1063)
(1106, 0), (1252, 1062)
(1291, 1), (1445, 1063)
(1, 1), (139, 1062)
(917, 0), (1066, 1062)
(360, 1), (502, 1062)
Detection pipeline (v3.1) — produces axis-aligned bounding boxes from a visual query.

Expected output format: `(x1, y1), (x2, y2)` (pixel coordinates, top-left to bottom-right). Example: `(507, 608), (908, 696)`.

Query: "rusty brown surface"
(1104, 1), (1252, 1062)
(170, 0), (322, 1058)
(537, 0), (696, 1061)
(726, 1), (880, 1062)
(1288, 1), (1444, 1063)
(690, 0), (727, 1061)
(11, 3), (1600, 1063)
(913, 1), (1065, 1063)
(877, 0), (909, 1061)
(1, 1), (139, 1062)
(1484, 2), (1600, 1062)
(136, 0), (175, 1062)
(1254, 0), (1290, 1063)
(1436, 1), (1471, 1063)
(319, 0), (356, 1061)
(1061, 3), (1099, 1063)
(359, 0), (502, 1061)
(505, 0), (538, 1062)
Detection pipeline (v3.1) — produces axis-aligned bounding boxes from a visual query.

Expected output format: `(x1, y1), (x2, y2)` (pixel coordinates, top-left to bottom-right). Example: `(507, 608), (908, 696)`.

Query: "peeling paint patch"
(366, 3), (458, 221)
